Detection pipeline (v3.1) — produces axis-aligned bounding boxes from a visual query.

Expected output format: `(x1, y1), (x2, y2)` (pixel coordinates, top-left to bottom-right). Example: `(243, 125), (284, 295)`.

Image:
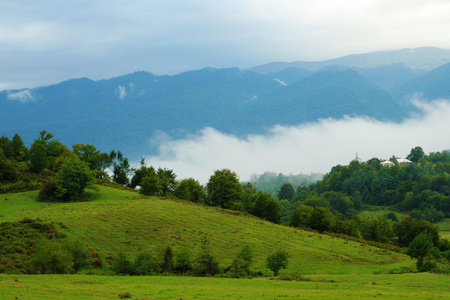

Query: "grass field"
(1, 186), (450, 298)
(0, 186), (413, 275)
(438, 219), (450, 239)
(1, 273), (449, 299)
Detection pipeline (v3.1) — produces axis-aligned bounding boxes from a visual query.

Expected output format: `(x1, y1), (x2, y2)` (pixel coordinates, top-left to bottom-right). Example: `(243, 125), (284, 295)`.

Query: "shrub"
(30, 239), (74, 274)
(63, 240), (92, 272)
(133, 252), (157, 275)
(174, 248), (192, 274)
(112, 252), (132, 275)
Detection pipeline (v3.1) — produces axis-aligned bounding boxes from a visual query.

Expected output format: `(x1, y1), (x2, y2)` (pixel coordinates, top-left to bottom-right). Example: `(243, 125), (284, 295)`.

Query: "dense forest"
(1, 131), (450, 274)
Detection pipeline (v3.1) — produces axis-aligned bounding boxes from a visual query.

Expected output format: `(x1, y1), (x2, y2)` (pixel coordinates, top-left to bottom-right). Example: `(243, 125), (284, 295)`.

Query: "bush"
(63, 240), (92, 272)
(174, 248), (193, 274)
(38, 181), (58, 202)
(111, 252), (132, 275)
(30, 239), (74, 274)
(418, 260), (437, 272)
(133, 252), (158, 275)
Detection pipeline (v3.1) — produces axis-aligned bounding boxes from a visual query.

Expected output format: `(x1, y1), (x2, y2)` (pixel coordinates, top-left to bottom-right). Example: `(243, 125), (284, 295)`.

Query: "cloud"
(142, 99), (450, 184)
(2, 1), (450, 89)
(7, 89), (34, 103)
(116, 85), (126, 100)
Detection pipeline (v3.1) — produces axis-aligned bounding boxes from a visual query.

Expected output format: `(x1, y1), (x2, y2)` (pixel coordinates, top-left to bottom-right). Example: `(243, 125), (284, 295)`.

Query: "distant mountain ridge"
(1, 47), (450, 160)
(249, 47), (450, 74)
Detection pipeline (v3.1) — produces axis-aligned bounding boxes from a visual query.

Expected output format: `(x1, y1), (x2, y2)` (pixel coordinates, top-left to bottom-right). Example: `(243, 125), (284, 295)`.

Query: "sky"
(143, 98), (450, 184)
(2, 0), (450, 90)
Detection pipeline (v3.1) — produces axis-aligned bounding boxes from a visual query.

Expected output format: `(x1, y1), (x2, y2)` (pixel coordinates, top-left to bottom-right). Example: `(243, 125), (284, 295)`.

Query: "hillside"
(393, 62), (450, 100)
(0, 67), (408, 160)
(0, 186), (413, 275)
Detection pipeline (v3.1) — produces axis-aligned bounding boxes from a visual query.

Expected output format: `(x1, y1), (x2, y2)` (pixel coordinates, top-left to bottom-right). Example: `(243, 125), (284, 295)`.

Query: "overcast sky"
(2, 0), (450, 90)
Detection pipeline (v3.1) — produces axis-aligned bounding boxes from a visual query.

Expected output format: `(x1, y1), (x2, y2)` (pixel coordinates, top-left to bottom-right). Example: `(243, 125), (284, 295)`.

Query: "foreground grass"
(1, 273), (449, 299)
(0, 186), (413, 275)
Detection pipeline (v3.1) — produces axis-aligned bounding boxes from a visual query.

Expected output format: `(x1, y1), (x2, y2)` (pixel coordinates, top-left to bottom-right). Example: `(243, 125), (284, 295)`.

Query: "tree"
(278, 183), (295, 201)
(252, 191), (281, 224)
(110, 150), (131, 185)
(11, 133), (28, 161)
(72, 143), (111, 178)
(0, 148), (16, 182)
(174, 178), (205, 203)
(130, 158), (154, 188)
(112, 252), (133, 275)
(162, 245), (174, 273)
(174, 248), (192, 274)
(29, 140), (48, 173)
(63, 240), (92, 272)
(140, 172), (161, 196)
(133, 252), (157, 275)
(207, 169), (242, 209)
(309, 207), (331, 233)
(394, 217), (440, 247)
(266, 249), (288, 276)
(157, 168), (177, 196)
(193, 238), (220, 276)
(290, 205), (313, 228)
(406, 232), (433, 271)
(0, 135), (13, 159)
(53, 154), (96, 201)
(229, 245), (253, 278)
(407, 146), (425, 163)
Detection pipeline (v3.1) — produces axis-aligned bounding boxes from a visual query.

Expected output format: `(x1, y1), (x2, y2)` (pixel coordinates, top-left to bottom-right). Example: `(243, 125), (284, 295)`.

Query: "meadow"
(1, 186), (449, 299)
(1, 273), (449, 299)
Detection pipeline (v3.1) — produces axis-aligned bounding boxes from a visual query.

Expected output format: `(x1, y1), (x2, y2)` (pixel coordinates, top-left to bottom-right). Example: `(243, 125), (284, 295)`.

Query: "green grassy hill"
(0, 186), (413, 275)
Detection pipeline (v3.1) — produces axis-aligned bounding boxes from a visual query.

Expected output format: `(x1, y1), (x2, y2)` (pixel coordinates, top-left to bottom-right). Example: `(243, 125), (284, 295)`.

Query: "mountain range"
(1, 47), (450, 160)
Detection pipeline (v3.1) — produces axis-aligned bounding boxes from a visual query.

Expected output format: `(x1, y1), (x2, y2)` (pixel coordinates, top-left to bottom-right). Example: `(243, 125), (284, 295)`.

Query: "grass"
(1, 273), (449, 299)
(0, 186), (413, 275)
(437, 219), (450, 239)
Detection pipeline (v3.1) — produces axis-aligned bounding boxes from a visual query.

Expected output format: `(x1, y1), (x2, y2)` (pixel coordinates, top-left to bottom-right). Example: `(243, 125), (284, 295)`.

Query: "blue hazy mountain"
(2, 51), (449, 160)
(249, 47), (450, 74)
(392, 62), (450, 100)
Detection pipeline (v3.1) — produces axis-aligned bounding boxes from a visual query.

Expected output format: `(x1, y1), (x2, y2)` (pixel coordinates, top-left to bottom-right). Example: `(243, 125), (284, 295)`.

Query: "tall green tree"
(407, 146), (425, 163)
(29, 140), (48, 173)
(207, 169), (242, 209)
(110, 150), (131, 185)
(174, 178), (205, 203)
(11, 133), (28, 161)
(139, 169), (161, 196)
(266, 249), (288, 276)
(0, 148), (16, 182)
(229, 245), (253, 278)
(53, 154), (96, 201)
(72, 143), (111, 178)
(157, 168), (177, 196)
(278, 183), (295, 201)
(406, 232), (433, 271)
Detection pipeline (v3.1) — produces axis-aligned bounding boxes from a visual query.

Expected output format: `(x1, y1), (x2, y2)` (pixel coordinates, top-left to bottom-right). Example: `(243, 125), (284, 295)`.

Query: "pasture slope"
(1, 185), (449, 299)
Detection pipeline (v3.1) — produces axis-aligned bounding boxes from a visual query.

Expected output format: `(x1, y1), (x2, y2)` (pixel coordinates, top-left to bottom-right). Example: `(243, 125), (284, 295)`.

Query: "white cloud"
(7, 89), (34, 103)
(116, 85), (126, 100)
(142, 99), (450, 184)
